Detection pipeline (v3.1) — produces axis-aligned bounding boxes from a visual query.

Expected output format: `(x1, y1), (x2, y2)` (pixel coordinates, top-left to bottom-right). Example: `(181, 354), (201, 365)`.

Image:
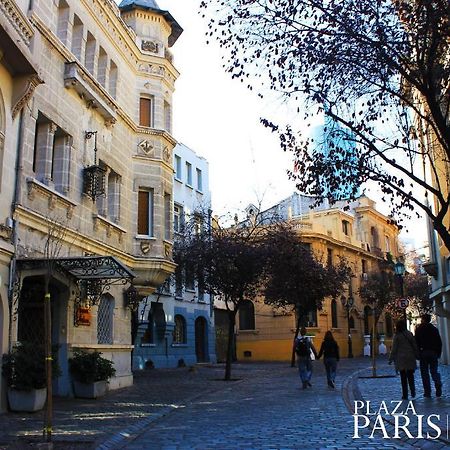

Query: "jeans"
(399, 369), (415, 398)
(419, 350), (442, 395)
(324, 357), (337, 383)
(298, 357), (312, 383)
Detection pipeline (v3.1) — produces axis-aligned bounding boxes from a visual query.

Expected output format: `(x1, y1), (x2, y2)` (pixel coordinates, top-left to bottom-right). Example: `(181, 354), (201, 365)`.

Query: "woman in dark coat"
(389, 320), (419, 400)
(317, 330), (340, 388)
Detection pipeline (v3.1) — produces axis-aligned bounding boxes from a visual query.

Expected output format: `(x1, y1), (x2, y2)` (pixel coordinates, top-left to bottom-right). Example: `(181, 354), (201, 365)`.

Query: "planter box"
(8, 387), (47, 412)
(73, 380), (107, 399)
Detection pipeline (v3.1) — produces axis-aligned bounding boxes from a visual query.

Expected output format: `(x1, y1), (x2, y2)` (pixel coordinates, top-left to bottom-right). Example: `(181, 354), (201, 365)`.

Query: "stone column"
(35, 122), (57, 185)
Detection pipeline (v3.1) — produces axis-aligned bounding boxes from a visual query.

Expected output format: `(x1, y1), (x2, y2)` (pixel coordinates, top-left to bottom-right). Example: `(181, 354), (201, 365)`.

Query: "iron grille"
(97, 295), (114, 344)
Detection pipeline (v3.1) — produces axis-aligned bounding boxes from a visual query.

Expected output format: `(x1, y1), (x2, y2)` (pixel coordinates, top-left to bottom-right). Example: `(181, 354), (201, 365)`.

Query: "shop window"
(239, 300), (255, 330)
(173, 314), (186, 344)
(306, 309), (318, 327)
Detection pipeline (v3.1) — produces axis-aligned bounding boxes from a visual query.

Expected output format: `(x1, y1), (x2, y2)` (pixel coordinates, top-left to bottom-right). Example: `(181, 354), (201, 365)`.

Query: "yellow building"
(236, 194), (401, 361)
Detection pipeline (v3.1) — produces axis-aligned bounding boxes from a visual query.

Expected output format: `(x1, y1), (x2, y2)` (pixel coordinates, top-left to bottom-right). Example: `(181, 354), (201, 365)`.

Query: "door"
(195, 317), (208, 363)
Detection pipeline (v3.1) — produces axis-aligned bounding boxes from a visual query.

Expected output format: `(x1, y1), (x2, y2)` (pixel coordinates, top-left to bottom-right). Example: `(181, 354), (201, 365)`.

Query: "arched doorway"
(195, 316), (208, 363)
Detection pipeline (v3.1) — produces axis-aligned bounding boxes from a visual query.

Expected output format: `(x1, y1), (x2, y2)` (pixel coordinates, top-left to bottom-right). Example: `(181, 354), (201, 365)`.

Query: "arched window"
(173, 314), (186, 344)
(385, 313), (393, 337)
(56, 0), (70, 45)
(331, 299), (338, 328)
(97, 294), (114, 344)
(349, 315), (355, 329)
(141, 311), (154, 344)
(239, 300), (255, 330)
(342, 220), (350, 236)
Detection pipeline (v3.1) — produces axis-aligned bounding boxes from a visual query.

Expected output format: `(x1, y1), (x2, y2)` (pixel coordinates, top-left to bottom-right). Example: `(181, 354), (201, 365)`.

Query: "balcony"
(64, 62), (117, 125)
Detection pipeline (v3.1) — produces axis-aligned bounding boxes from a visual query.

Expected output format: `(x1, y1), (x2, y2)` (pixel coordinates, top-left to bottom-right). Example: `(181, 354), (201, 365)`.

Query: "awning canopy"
(16, 256), (135, 282)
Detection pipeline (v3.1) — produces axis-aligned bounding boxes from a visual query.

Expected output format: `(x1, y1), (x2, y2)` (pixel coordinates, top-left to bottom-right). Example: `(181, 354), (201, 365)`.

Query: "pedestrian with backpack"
(317, 330), (340, 388)
(295, 327), (318, 389)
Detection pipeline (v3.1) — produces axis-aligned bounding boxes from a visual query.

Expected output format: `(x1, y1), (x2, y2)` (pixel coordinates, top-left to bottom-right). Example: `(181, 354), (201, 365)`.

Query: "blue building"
(310, 113), (360, 201)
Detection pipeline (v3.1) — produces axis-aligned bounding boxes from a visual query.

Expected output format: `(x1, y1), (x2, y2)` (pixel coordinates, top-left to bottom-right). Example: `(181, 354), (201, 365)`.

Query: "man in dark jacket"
(415, 314), (442, 398)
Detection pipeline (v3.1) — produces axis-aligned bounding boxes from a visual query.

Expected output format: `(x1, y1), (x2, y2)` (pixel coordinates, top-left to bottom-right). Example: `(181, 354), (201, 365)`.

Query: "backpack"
(295, 337), (310, 357)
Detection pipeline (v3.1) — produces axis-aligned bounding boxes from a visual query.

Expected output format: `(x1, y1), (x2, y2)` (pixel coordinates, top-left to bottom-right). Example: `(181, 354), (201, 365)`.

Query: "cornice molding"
(0, 0), (34, 45)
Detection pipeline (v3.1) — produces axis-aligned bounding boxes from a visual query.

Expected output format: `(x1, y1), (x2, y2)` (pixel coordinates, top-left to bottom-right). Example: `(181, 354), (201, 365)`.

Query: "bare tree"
(263, 223), (351, 366)
(200, 0), (450, 250)
(175, 216), (268, 380)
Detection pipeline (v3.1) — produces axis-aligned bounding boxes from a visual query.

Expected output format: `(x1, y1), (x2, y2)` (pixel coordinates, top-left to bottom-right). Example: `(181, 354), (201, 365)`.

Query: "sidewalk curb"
(95, 377), (245, 450)
(343, 366), (450, 447)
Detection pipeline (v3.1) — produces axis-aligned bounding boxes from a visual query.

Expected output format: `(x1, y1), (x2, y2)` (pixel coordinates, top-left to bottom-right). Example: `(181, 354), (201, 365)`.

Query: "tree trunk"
(43, 275), (52, 442)
(224, 311), (236, 381)
(291, 314), (302, 368)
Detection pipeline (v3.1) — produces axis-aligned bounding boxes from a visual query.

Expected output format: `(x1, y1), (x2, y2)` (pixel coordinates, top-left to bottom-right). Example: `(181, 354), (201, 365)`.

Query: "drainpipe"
(7, 108), (25, 352)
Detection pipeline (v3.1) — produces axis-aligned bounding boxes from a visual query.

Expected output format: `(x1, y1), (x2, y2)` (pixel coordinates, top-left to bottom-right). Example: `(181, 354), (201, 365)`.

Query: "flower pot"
(7, 387), (47, 412)
(73, 380), (107, 399)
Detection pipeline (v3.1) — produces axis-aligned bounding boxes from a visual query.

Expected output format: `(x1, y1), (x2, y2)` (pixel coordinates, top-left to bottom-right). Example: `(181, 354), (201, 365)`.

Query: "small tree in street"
(200, 0), (450, 251)
(174, 217), (268, 380)
(263, 224), (352, 366)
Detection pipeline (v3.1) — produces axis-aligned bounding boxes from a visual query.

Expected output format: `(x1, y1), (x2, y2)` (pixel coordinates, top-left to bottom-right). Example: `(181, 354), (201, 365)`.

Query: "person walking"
(389, 320), (419, 400)
(317, 330), (340, 388)
(295, 327), (318, 389)
(415, 314), (443, 398)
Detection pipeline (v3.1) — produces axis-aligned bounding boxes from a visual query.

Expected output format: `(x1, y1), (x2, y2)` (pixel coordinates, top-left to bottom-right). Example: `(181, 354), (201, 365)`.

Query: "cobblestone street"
(0, 358), (449, 449)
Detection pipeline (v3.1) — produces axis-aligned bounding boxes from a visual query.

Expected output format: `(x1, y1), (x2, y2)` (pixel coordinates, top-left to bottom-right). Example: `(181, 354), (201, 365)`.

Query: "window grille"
(97, 294), (114, 344)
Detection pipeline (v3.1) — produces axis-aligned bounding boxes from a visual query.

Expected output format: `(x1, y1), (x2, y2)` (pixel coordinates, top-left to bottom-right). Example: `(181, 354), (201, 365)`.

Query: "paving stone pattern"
(0, 359), (448, 449)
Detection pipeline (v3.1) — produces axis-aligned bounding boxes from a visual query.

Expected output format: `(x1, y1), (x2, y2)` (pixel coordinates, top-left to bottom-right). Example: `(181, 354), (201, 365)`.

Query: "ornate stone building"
(1, 0), (182, 409)
(236, 194), (401, 361)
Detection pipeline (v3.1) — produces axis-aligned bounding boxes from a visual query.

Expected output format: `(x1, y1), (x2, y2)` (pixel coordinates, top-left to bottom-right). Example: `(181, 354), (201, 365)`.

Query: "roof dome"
(119, 0), (161, 10)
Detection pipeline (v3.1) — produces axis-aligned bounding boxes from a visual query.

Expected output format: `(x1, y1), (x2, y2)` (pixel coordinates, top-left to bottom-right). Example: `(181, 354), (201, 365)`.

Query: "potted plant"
(69, 350), (116, 399)
(1, 342), (60, 412)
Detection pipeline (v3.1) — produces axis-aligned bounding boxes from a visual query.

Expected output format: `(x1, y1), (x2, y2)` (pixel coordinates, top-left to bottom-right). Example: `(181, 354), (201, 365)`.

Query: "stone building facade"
(1, 0), (182, 410)
(133, 142), (216, 368)
(0, 0), (42, 413)
(236, 194), (401, 361)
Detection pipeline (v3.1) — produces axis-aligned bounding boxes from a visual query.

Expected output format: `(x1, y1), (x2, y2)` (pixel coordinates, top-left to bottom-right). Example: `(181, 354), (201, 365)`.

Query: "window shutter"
(139, 98), (151, 127)
(138, 190), (149, 234)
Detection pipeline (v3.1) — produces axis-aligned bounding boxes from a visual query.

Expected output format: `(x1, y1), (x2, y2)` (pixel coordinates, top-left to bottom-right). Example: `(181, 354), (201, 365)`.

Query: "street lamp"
(340, 295), (354, 358)
(394, 260), (407, 322)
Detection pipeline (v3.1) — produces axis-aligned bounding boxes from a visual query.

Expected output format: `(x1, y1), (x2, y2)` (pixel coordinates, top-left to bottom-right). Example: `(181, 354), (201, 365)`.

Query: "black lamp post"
(340, 295), (354, 358)
(394, 260), (407, 322)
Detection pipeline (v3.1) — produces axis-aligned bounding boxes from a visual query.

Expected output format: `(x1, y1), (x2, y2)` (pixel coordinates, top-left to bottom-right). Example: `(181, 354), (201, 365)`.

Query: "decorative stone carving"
(164, 242), (172, 259)
(0, 223), (13, 243)
(141, 40), (158, 53)
(162, 146), (171, 163)
(11, 74), (43, 118)
(138, 63), (152, 73)
(48, 194), (56, 211)
(140, 241), (152, 255)
(138, 139), (154, 156)
(0, 0), (34, 45)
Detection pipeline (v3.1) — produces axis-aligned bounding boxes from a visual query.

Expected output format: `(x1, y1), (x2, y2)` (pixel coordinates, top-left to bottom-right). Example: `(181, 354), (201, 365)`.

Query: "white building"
(133, 142), (216, 368)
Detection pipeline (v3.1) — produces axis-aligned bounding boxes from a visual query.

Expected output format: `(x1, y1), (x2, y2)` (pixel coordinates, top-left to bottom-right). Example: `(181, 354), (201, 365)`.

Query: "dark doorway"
(195, 316), (208, 363)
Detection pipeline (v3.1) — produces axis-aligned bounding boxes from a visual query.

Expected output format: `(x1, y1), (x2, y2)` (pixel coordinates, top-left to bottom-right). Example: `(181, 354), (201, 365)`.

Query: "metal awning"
(16, 256), (135, 281)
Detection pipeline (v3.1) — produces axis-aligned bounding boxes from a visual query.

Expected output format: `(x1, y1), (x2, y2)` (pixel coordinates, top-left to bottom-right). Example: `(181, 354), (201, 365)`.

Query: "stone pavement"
(0, 358), (448, 449)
